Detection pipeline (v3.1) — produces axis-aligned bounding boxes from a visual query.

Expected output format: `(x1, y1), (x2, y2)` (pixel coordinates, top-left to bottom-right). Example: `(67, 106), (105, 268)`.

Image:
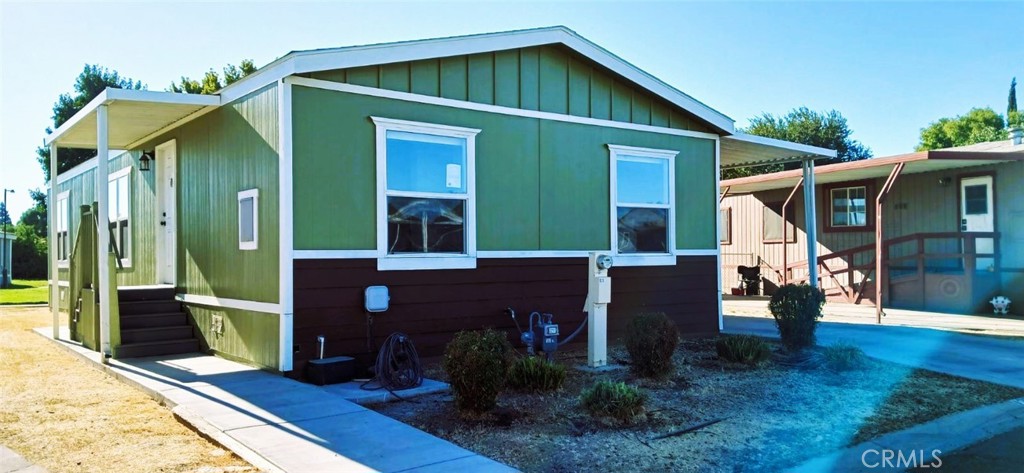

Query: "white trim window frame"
(608, 144), (678, 266)
(238, 188), (259, 250)
(56, 190), (71, 267)
(371, 117), (481, 271)
(830, 185), (868, 228)
(107, 167), (132, 268)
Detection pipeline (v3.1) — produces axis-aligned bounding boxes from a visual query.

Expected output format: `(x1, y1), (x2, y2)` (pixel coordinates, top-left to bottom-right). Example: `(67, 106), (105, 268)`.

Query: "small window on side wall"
(824, 181), (875, 233)
(238, 189), (259, 250)
(720, 207), (731, 245)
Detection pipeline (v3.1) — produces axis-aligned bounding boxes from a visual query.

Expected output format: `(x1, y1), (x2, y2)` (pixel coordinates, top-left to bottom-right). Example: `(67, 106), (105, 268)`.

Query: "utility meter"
(596, 254), (614, 271)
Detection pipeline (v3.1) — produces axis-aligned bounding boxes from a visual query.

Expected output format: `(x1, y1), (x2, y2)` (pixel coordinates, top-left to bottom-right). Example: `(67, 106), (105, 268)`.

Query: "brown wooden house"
(720, 133), (1024, 316)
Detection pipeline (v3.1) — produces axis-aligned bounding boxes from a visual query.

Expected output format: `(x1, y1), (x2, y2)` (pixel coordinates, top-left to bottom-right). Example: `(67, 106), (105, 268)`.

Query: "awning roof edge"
(720, 133), (838, 170)
(44, 88), (221, 148)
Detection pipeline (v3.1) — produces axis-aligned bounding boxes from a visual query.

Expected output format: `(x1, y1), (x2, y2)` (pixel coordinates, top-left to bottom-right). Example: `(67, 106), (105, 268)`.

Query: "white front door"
(959, 175), (994, 271)
(156, 140), (177, 285)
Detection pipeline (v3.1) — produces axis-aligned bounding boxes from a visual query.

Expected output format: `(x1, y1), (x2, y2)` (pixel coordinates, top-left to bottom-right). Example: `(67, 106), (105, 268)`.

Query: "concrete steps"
(117, 287), (199, 358)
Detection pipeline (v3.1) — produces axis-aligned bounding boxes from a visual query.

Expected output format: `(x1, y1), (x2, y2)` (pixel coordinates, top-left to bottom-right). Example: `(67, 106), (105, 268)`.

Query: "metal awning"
(720, 132), (837, 169)
(44, 88), (220, 149)
(720, 148), (1024, 194)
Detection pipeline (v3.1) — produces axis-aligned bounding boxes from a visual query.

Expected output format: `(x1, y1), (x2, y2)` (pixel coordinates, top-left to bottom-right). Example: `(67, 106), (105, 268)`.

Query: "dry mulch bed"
(0, 307), (255, 473)
(372, 338), (1024, 472)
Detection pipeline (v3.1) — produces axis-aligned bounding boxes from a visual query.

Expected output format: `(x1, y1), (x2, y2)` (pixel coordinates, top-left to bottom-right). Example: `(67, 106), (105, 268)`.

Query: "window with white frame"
(372, 117), (480, 270)
(238, 189), (259, 250)
(830, 186), (868, 227)
(108, 168), (131, 266)
(56, 191), (70, 263)
(609, 145), (677, 265)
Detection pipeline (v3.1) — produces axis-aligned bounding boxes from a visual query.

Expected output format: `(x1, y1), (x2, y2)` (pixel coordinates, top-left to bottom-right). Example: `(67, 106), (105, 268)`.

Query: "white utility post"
(50, 145), (59, 339)
(584, 252), (613, 367)
(96, 104), (111, 360)
(802, 158), (819, 288)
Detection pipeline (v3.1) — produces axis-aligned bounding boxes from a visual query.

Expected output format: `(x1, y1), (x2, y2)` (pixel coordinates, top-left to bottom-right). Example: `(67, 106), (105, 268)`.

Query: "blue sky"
(1, 1), (1019, 218)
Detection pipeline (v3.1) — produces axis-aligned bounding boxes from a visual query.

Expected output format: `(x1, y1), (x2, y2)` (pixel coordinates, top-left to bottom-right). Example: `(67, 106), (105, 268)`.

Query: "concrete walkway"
(34, 328), (516, 473)
(786, 397), (1024, 472)
(723, 315), (1024, 389)
(0, 446), (47, 473)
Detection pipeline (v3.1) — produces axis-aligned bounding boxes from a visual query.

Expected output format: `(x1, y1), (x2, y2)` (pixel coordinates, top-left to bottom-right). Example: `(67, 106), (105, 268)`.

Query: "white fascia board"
(44, 89), (111, 146)
(219, 26), (735, 133)
(727, 132), (838, 159)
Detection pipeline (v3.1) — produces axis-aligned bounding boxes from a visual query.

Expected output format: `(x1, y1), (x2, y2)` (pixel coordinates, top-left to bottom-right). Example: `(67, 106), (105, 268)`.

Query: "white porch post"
(802, 158), (819, 288)
(50, 145), (60, 339)
(96, 104), (111, 359)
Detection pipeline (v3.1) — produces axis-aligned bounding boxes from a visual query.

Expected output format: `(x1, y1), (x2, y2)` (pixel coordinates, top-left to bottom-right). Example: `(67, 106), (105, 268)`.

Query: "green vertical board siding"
(188, 306), (279, 370)
(439, 56), (468, 101)
(308, 45), (714, 133)
(410, 59), (440, 96)
(291, 86), (717, 252)
(380, 62), (410, 93)
(567, 58), (591, 117)
(55, 151), (156, 286)
(518, 48), (540, 111)
(467, 53), (495, 105)
(493, 50), (520, 108)
(140, 84), (280, 303)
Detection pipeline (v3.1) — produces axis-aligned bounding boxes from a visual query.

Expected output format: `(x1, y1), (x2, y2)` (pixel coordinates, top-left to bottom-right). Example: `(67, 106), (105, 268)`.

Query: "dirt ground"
(0, 306), (255, 473)
(373, 338), (1024, 473)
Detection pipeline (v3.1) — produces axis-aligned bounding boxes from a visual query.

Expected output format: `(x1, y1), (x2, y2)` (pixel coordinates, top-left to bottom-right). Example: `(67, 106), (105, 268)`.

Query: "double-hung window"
(372, 117), (480, 271)
(108, 167), (131, 266)
(56, 191), (70, 264)
(609, 145), (677, 266)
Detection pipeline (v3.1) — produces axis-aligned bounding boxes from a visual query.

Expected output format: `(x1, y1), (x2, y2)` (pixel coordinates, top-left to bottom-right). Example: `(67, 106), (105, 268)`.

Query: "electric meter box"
(365, 286), (390, 313)
(595, 276), (611, 304)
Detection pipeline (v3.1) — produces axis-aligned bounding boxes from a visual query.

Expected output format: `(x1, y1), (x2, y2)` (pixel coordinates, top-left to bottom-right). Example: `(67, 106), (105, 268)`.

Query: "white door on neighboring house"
(959, 175), (995, 271)
(156, 140), (177, 285)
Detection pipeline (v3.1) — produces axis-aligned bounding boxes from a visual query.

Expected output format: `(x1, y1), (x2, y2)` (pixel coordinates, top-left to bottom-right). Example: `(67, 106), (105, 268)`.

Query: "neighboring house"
(720, 131), (1024, 315)
(44, 27), (832, 377)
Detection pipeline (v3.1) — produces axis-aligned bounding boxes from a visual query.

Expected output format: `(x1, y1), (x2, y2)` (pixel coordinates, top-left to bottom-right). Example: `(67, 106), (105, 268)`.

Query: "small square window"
(238, 189), (259, 250)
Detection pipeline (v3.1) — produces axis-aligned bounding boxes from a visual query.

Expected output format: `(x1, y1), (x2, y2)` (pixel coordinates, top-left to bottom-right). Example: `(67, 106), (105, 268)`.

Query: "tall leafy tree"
(169, 59), (256, 95)
(916, 108), (1006, 151)
(19, 189), (48, 239)
(723, 107), (871, 179)
(35, 65), (145, 180)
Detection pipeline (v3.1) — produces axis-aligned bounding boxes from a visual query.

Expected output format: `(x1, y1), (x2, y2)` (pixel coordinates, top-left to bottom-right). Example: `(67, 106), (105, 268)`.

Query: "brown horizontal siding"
(290, 256), (718, 378)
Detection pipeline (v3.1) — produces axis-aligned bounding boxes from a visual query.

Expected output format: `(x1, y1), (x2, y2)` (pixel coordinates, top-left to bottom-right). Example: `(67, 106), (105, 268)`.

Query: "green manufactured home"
(45, 27), (832, 377)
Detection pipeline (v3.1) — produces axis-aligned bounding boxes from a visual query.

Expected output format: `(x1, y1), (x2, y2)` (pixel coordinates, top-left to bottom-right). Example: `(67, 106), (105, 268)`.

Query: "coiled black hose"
(361, 332), (423, 398)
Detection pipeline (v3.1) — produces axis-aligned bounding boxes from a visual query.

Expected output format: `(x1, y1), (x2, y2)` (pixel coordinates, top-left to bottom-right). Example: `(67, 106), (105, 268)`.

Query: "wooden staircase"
(117, 287), (200, 358)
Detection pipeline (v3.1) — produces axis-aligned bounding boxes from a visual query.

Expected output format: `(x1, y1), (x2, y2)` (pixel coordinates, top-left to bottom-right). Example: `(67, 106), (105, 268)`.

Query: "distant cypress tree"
(1009, 77), (1018, 116)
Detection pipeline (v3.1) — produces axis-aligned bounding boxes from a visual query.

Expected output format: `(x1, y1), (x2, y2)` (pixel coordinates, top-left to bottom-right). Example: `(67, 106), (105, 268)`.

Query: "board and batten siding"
(721, 161), (1024, 306)
(304, 45), (713, 134)
(291, 85), (718, 252)
(55, 150), (158, 290)
(138, 83), (281, 369)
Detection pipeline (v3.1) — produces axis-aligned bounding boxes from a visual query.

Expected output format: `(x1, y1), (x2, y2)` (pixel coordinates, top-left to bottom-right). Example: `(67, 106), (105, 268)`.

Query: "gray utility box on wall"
(306, 356), (356, 386)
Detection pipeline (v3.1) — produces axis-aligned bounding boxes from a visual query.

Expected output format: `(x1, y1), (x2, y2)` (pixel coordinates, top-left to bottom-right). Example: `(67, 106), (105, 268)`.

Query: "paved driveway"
(724, 315), (1024, 389)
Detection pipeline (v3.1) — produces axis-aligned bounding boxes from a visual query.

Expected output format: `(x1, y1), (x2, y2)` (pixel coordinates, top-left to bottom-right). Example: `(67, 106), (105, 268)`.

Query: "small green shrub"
(769, 284), (826, 351)
(580, 380), (646, 420)
(716, 335), (772, 365)
(507, 356), (566, 392)
(823, 342), (868, 371)
(443, 329), (513, 412)
(624, 312), (679, 378)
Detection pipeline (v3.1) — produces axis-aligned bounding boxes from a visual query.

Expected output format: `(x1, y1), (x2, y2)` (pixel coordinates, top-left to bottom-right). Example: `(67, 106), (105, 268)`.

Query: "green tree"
(35, 65), (145, 180)
(916, 108), (1006, 151)
(724, 107), (872, 179)
(169, 59), (256, 94)
(0, 202), (11, 228)
(19, 190), (48, 239)
(1009, 77), (1017, 117)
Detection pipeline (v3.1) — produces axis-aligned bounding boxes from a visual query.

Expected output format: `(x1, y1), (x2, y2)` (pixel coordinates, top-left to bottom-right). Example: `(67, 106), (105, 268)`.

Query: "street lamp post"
(1, 188), (13, 288)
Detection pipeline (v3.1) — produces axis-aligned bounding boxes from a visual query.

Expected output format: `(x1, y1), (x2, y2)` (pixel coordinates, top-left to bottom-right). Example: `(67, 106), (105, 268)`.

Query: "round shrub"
(716, 335), (772, 365)
(443, 329), (513, 412)
(580, 380), (646, 421)
(823, 342), (868, 371)
(507, 356), (566, 392)
(625, 312), (679, 378)
(769, 284), (826, 352)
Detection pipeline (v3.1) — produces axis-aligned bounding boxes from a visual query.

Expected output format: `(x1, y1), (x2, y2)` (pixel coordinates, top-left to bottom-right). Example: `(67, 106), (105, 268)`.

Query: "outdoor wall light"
(938, 177), (951, 187)
(139, 151), (154, 171)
